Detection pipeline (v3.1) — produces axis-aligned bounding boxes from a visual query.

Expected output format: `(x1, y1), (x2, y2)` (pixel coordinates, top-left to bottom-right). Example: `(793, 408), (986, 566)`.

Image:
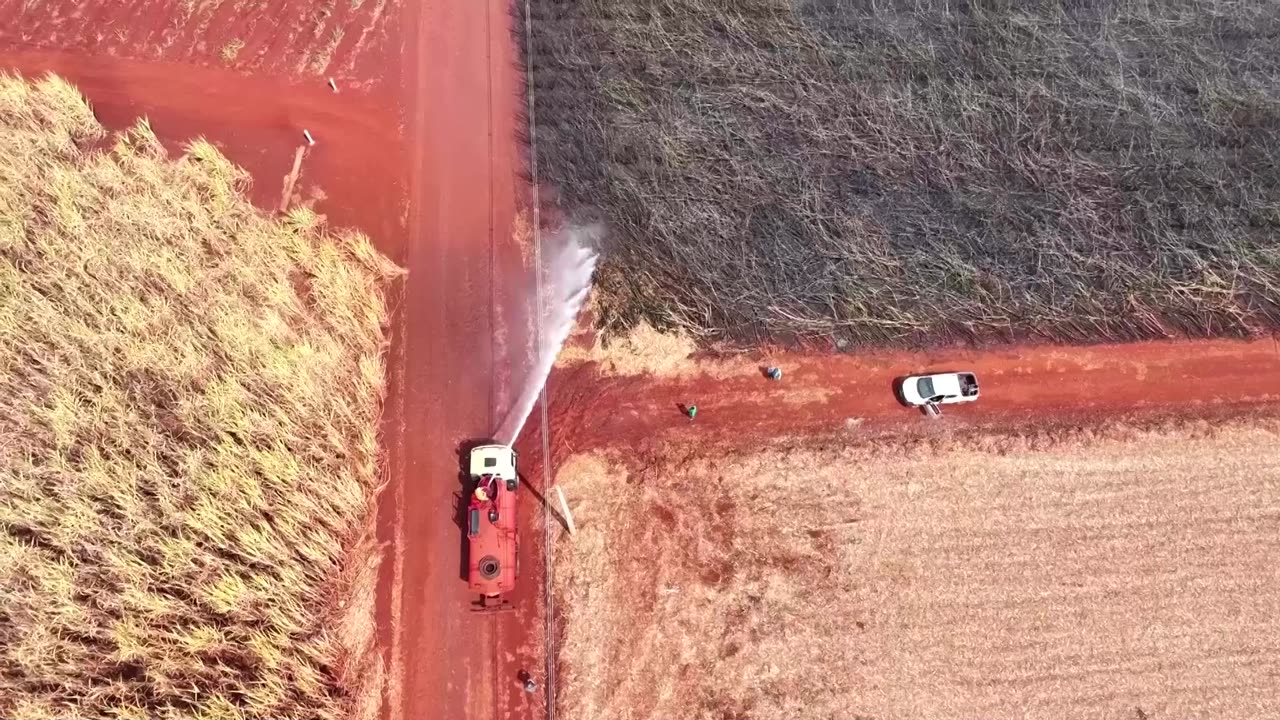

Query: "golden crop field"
(0, 75), (399, 719)
(553, 421), (1280, 720)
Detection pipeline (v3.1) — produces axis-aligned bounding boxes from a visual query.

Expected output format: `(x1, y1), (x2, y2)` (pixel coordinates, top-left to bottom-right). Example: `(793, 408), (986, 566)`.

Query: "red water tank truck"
(466, 444), (519, 611)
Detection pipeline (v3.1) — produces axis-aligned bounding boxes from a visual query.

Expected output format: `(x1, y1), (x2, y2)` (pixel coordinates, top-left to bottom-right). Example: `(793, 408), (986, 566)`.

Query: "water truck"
(466, 444), (519, 611)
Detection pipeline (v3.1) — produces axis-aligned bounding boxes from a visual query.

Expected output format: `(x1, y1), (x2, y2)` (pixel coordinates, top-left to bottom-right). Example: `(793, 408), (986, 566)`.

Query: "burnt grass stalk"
(525, 0), (1280, 347)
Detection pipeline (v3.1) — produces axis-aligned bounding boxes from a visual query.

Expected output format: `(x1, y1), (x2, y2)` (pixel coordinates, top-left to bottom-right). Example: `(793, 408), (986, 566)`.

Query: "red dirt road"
(382, 1), (544, 720)
(549, 337), (1280, 453)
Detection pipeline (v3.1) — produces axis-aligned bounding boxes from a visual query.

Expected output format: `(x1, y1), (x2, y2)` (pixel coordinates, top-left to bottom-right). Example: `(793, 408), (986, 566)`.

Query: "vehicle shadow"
(518, 471), (571, 533)
(890, 376), (910, 407)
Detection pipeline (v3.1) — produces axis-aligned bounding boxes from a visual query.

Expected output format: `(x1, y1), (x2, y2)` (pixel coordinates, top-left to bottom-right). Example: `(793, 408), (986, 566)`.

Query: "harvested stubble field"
(0, 0), (399, 85)
(552, 421), (1280, 720)
(0, 76), (400, 719)
(529, 0), (1280, 344)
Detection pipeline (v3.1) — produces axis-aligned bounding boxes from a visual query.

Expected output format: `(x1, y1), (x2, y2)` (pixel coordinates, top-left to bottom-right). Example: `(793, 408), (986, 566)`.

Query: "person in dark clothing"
(519, 670), (537, 693)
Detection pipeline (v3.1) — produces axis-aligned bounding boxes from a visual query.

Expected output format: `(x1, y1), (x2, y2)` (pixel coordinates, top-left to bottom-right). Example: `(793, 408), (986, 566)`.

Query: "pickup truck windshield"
(916, 377), (936, 399)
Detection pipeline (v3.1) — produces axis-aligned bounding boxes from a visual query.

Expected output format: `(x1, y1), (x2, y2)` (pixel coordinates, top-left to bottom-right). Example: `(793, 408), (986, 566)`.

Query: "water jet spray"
(494, 226), (598, 445)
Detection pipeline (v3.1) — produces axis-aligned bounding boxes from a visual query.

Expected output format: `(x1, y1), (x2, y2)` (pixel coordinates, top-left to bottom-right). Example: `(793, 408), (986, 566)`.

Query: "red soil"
(547, 337), (1280, 454)
(383, 0), (543, 719)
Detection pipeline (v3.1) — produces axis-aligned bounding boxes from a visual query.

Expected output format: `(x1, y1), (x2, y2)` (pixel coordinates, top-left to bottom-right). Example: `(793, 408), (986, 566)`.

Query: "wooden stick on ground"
(278, 145), (307, 213)
(555, 486), (576, 536)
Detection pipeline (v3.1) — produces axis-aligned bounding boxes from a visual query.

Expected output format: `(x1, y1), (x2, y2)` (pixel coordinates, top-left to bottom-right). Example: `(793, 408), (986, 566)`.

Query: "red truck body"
(466, 473), (518, 607)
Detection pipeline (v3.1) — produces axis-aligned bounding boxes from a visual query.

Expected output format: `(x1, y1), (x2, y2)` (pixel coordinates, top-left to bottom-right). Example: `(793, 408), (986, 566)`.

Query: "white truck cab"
(469, 444), (518, 491)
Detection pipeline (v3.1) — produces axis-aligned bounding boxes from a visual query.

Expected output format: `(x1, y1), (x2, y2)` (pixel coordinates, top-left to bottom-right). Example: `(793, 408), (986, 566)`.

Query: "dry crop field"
(0, 75), (399, 719)
(552, 421), (1280, 720)
(0, 0), (400, 87)
(529, 0), (1280, 345)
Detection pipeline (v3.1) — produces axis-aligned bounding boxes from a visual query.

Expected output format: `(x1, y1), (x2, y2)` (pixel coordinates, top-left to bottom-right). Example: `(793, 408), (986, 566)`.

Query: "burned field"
(551, 423), (1280, 720)
(529, 0), (1280, 345)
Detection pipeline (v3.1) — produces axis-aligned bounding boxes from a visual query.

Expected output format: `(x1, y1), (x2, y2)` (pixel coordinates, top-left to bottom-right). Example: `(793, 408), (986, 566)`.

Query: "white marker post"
(554, 486), (576, 536)
(303, 129), (316, 146)
(328, 78), (338, 93)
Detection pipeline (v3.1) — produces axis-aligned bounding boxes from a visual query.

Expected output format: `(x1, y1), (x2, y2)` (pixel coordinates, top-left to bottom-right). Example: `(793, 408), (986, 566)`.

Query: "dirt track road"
(382, 2), (541, 720)
(550, 337), (1280, 452)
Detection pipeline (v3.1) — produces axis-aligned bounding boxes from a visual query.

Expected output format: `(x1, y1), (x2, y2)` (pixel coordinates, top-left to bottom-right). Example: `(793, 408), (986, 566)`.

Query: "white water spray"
(494, 226), (599, 445)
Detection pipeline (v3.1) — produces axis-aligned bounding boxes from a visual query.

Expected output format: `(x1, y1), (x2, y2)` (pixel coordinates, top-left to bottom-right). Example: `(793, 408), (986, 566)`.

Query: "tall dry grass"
(0, 74), (401, 719)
